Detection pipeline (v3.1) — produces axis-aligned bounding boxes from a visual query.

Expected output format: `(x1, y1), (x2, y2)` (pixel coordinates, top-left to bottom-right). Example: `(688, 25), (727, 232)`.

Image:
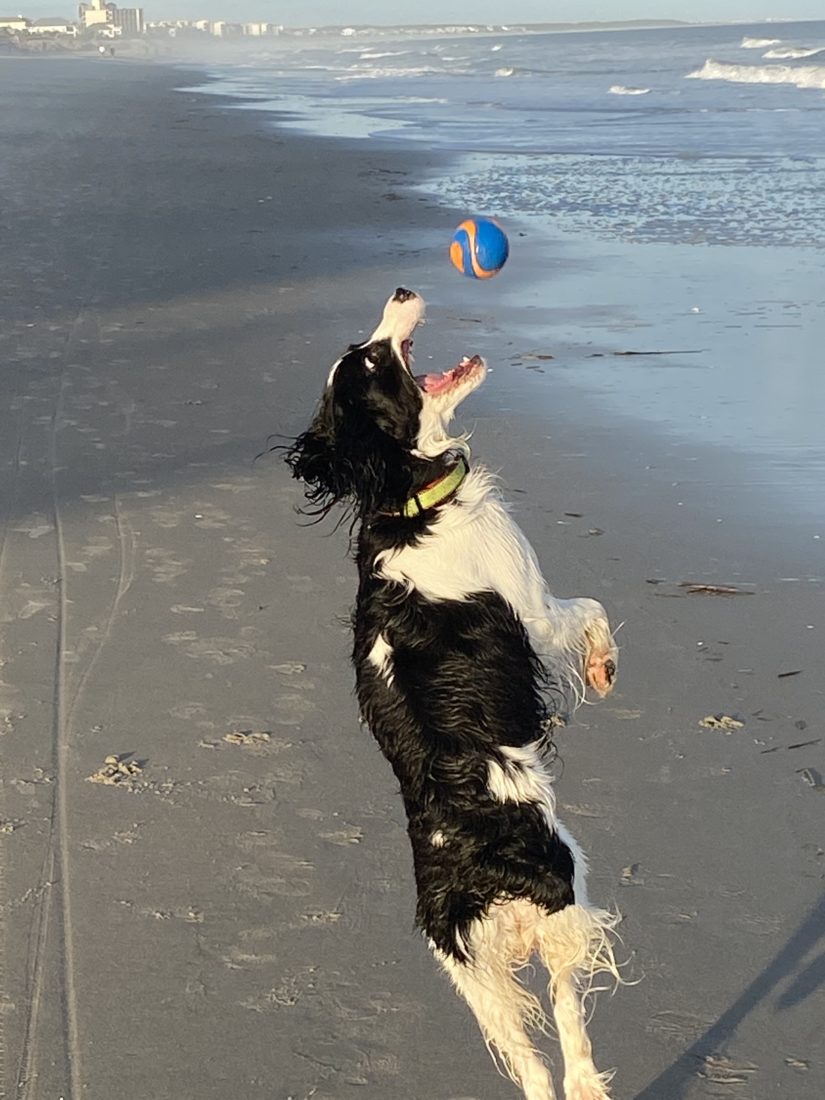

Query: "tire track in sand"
(0, 380), (28, 1100)
(15, 309), (91, 1100)
(65, 493), (136, 737)
(48, 360), (82, 1100)
(0, 840), (6, 1100)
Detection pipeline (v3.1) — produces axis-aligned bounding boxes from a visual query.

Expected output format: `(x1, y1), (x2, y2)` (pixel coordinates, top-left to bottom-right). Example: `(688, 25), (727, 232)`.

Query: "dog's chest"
(373, 491), (551, 634)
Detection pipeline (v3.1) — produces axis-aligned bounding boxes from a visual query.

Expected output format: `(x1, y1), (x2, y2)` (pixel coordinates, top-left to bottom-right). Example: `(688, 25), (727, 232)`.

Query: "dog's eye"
(364, 355), (378, 372)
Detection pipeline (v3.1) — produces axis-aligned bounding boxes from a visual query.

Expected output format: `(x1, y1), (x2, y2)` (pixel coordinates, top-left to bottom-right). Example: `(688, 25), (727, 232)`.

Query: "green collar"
(399, 454), (469, 518)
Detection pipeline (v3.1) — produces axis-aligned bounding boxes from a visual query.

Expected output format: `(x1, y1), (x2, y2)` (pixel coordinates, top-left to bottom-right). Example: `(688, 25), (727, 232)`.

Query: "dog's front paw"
(583, 611), (618, 697)
(585, 646), (616, 696)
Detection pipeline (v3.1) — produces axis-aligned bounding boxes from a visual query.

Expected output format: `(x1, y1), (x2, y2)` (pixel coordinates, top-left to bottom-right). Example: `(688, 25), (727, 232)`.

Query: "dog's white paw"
(583, 617), (618, 697)
(564, 1073), (614, 1100)
(565, 1086), (612, 1100)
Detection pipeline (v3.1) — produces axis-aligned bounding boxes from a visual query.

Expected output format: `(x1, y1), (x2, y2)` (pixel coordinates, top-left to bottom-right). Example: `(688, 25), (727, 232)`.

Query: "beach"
(0, 53), (823, 1100)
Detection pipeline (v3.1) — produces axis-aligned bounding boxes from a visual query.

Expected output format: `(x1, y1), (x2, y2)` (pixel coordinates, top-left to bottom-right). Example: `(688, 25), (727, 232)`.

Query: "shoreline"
(0, 55), (823, 1100)
(183, 58), (825, 542)
(132, 65), (823, 577)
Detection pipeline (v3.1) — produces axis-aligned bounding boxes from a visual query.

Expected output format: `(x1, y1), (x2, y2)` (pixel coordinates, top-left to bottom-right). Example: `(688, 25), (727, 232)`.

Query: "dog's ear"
(285, 382), (415, 520)
(284, 388), (343, 518)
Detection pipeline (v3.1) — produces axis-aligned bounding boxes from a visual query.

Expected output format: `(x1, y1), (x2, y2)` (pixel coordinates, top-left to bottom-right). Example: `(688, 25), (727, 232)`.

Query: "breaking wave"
(335, 64), (465, 81)
(609, 84), (651, 95)
(358, 50), (412, 59)
(687, 58), (825, 90)
(741, 36), (782, 49)
(763, 45), (825, 59)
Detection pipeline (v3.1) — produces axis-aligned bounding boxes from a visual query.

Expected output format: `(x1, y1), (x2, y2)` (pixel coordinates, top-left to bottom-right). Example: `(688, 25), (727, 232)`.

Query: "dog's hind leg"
(434, 904), (558, 1100)
(535, 904), (620, 1100)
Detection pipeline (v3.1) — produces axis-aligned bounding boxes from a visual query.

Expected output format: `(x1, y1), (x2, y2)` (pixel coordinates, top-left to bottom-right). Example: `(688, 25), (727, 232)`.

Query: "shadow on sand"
(635, 890), (825, 1098)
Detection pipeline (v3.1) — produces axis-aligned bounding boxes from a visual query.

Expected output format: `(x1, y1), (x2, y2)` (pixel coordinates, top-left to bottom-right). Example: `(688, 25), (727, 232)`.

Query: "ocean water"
(190, 21), (825, 248)
(184, 20), (825, 523)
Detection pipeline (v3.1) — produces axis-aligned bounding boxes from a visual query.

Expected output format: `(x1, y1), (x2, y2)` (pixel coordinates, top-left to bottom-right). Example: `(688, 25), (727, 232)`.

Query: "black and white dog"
(285, 288), (621, 1100)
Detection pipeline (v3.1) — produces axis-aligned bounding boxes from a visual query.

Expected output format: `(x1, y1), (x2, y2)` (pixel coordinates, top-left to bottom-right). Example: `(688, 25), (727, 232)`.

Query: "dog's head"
(285, 288), (486, 519)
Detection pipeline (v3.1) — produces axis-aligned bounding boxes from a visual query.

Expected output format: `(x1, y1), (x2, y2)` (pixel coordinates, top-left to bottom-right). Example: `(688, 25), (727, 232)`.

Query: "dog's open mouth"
(416, 355), (485, 396)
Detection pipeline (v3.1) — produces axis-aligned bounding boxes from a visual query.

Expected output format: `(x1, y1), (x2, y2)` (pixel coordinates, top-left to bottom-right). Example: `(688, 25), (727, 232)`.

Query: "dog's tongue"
(418, 356), (481, 395)
(420, 370), (456, 395)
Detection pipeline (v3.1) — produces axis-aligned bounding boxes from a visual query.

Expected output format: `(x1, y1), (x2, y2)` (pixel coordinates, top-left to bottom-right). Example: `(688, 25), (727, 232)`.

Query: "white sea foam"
(687, 58), (825, 90)
(763, 45), (825, 59)
(335, 65), (461, 81)
(741, 36), (782, 49)
(495, 67), (516, 77)
(609, 84), (651, 95)
(358, 50), (411, 59)
(394, 94), (448, 102)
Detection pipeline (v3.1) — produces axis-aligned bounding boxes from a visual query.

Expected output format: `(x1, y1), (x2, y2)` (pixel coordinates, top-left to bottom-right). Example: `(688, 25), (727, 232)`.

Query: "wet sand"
(0, 56), (823, 1100)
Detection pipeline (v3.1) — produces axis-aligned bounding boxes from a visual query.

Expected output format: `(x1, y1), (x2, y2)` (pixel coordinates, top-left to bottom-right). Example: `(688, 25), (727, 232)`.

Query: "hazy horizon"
(16, 2), (825, 28)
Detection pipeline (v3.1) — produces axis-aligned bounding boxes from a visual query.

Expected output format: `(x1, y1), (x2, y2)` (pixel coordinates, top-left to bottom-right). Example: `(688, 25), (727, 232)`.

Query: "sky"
(24, 1), (825, 25)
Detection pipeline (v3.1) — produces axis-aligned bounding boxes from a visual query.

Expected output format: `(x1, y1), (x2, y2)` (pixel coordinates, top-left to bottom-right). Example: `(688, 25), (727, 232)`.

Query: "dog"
(284, 288), (621, 1100)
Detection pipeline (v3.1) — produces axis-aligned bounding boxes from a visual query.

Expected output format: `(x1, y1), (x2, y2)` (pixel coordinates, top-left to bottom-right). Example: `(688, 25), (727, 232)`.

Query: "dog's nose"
(393, 287), (416, 303)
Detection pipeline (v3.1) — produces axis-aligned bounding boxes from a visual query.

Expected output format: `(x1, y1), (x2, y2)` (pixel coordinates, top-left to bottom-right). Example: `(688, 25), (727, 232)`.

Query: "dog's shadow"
(635, 890), (825, 1098)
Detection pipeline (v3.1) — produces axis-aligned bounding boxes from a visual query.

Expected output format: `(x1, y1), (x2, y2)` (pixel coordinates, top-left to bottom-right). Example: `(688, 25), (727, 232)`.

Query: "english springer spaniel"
(285, 288), (621, 1100)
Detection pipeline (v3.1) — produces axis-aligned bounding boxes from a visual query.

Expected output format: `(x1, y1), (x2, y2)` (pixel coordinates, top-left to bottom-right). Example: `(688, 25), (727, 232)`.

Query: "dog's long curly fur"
(284, 288), (622, 1100)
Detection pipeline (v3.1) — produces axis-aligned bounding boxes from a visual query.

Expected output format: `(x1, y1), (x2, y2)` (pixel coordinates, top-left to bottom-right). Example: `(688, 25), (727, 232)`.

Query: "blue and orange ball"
(450, 217), (509, 279)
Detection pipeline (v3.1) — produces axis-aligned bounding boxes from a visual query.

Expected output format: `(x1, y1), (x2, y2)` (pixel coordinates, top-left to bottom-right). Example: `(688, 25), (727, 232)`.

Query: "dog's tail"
(434, 899), (620, 1100)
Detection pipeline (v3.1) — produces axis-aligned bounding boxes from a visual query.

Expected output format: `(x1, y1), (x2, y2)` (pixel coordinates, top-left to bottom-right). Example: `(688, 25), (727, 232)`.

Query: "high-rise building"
(79, 2), (144, 34)
(113, 7), (144, 34)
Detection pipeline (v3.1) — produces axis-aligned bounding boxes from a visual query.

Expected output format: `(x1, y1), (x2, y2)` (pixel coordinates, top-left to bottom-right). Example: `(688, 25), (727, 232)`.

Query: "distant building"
(113, 7), (143, 34)
(0, 15), (30, 31)
(79, 2), (142, 34)
(79, 1), (112, 29)
(29, 17), (78, 35)
(242, 23), (282, 36)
